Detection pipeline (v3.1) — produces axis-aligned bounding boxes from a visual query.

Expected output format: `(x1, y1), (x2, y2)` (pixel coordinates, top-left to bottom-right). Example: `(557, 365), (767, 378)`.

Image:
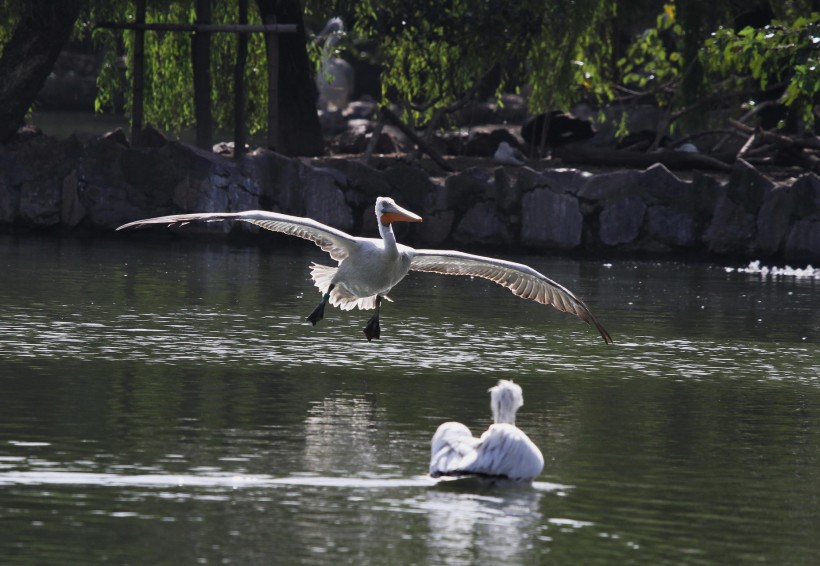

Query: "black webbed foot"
(363, 314), (380, 341)
(363, 295), (382, 341)
(306, 288), (333, 326)
(306, 301), (326, 325)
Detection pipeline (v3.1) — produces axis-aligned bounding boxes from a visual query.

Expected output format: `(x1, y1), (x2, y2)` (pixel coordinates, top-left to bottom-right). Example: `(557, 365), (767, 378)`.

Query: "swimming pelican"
(430, 380), (544, 482)
(116, 196), (612, 343)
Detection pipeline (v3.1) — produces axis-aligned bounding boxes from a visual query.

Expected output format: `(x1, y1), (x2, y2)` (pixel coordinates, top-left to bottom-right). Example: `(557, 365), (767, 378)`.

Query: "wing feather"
(410, 249), (612, 343)
(117, 210), (356, 262)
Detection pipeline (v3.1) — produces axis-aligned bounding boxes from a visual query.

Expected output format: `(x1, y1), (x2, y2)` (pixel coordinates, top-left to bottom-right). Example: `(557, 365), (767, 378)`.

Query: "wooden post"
(130, 0), (146, 147)
(264, 14), (280, 151)
(233, 0), (249, 158)
(192, 0), (212, 150)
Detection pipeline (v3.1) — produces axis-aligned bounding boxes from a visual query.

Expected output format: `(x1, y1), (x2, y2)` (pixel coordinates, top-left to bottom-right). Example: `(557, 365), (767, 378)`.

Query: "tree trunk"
(192, 0), (213, 150)
(255, 0), (324, 156)
(0, 1), (82, 144)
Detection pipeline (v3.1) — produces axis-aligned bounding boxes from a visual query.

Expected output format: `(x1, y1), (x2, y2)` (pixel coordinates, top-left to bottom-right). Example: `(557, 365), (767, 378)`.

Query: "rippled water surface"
(0, 234), (818, 564)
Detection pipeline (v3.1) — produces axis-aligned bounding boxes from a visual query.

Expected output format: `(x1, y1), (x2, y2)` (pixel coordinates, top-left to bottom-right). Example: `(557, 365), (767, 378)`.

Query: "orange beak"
(380, 203), (423, 225)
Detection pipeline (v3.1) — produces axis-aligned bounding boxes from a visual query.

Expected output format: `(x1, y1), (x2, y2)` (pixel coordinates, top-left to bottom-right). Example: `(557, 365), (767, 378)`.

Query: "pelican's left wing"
(409, 249), (612, 343)
(117, 210), (357, 262)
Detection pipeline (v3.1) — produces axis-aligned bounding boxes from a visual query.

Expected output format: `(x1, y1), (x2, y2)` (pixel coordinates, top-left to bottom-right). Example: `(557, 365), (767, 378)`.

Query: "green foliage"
(90, 0), (270, 135)
(701, 11), (819, 127)
(331, 0), (616, 123)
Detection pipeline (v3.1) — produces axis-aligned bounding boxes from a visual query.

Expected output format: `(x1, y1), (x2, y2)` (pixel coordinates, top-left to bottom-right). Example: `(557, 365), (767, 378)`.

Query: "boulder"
(599, 196), (646, 246)
(647, 205), (695, 247)
(784, 220), (820, 260)
(576, 169), (641, 201)
(704, 194), (756, 254)
(303, 170), (354, 231)
(454, 202), (512, 246)
(521, 188), (582, 249)
(756, 185), (794, 256)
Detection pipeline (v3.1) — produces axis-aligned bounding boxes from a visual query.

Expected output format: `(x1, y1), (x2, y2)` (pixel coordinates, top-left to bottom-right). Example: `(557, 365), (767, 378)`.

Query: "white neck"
(378, 220), (398, 253)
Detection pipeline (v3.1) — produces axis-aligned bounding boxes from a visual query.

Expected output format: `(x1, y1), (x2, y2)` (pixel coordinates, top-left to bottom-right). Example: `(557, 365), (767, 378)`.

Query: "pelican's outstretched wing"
(117, 211), (357, 262)
(409, 249), (612, 343)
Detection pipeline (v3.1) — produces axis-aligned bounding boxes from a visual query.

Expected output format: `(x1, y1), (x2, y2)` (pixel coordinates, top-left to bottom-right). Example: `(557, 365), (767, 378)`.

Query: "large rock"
(576, 169), (641, 201)
(599, 196), (646, 246)
(641, 163), (689, 205)
(453, 202), (512, 246)
(725, 159), (774, 212)
(521, 188), (582, 249)
(441, 167), (493, 211)
(784, 221), (820, 260)
(647, 205), (695, 247)
(303, 170), (354, 231)
(756, 185), (794, 256)
(704, 194), (756, 254)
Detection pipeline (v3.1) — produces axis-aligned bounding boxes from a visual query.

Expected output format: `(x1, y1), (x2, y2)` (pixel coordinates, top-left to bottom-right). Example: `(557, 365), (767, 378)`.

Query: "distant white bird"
(315, 17), (354, 112)
(430, 380), (544, 482)
(494, 141), (526, 166)
(116, 197), (612, 343)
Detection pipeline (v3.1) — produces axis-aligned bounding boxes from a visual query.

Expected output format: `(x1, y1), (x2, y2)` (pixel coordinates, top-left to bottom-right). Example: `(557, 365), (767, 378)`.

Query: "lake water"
(0, 233), (817, 564)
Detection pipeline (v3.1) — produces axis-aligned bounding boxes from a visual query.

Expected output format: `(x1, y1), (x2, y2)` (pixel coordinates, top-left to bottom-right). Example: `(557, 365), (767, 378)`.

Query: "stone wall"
(1, 130), (818, 262)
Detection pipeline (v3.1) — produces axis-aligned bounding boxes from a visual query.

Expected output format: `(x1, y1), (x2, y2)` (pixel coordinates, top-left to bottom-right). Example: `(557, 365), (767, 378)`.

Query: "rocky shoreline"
(1, 128), (818, 262)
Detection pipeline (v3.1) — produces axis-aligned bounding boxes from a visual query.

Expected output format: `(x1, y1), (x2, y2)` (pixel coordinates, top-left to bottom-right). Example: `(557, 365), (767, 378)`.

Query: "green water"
(0, 234), (817, 564)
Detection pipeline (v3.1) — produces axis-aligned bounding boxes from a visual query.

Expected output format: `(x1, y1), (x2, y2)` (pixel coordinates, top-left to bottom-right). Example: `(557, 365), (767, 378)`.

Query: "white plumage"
(116, 196), (612, 343)
(430, 380), (544, 482)
(315, 17), (354, 112)
(494, 141), (526, 166)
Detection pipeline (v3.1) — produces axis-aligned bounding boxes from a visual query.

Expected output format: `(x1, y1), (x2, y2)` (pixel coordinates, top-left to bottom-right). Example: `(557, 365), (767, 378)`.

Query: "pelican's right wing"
(117, 210), (357, 262)
(409, 249), (612, 343)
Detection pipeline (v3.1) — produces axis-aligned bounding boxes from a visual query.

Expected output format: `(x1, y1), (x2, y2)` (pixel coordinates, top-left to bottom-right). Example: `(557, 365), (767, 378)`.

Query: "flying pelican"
(430, 380), (544, 482)
(116, 196), (612, 343)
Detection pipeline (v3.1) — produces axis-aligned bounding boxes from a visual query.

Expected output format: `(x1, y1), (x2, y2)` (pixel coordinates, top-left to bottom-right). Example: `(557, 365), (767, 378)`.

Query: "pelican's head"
(317, 17), (345, 41)
(376, 197), (423, 226)
(489, 380), (524, 425)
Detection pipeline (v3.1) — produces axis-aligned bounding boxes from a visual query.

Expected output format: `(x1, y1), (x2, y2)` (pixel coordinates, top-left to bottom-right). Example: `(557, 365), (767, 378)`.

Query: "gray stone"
(383, 162), (436, 212)
(647, 205), (695, 247)
(61, 170), (85, 227)
(599, 196), (646, 246)
(704, 194), (756, 254)
(640, 163), (689, 205)
(791, 173), (820, 219)
(577, 169), (641, 201)
(19, 177), (61, 226)
(416, 210), (454, 247)
(725, 158), (774, 212)
(756, 186), (794, 256)
(454, 202), (512, 246)
(521, 188), (582, 249)
(539, 168), (593, 196)
(784, 220), (820, 260)
(303, 171), (353, 231)
(442, 167), (493, 211)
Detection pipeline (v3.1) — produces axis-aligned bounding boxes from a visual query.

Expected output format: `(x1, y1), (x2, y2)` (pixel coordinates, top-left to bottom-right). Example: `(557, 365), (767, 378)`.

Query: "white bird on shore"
(430, 380), (544, 482)
(315, 17), (354, 112)
(494, 141), (526, 166)
(116, 197), (612, 343)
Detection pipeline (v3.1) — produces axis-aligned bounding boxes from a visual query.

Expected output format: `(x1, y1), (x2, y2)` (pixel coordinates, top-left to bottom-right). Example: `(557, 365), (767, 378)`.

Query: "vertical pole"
(264, 15), (280, 151)
(233, 0), (249, 158)
(131, 0), (146, 147)
(192, 0), (212, 150)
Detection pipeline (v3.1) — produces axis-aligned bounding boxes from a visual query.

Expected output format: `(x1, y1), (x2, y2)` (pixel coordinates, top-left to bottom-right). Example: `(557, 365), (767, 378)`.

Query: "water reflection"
(423, 487), (546, 565)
